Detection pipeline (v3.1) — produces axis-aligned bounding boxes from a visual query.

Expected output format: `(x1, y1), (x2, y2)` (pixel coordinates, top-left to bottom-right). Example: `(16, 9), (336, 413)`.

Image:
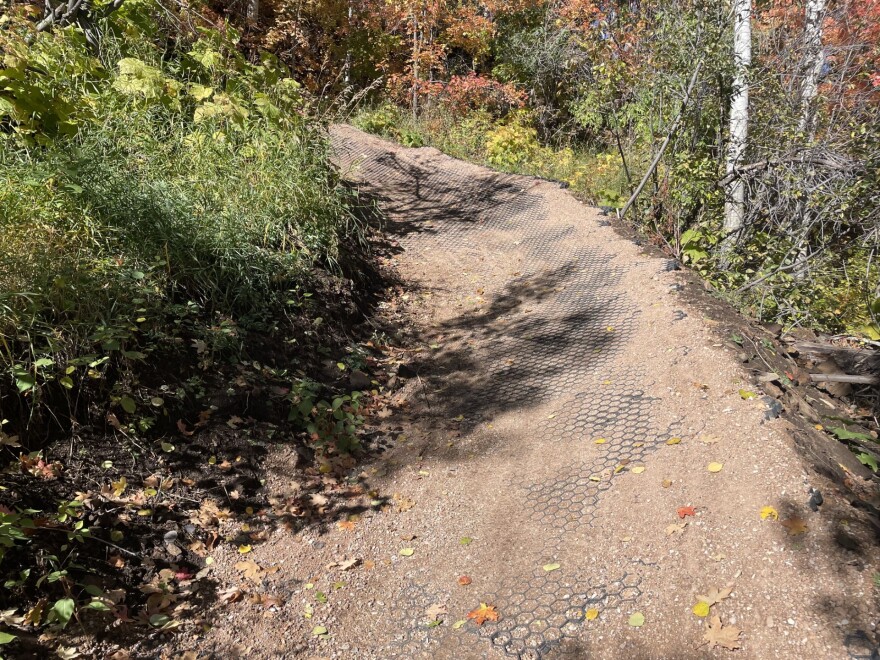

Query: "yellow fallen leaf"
(707, 462), (723, 473)
(692, 600), (711, 617)
(739, 389), (757, 400)
(399, 548), (414, 556)
(585, 608), (599, 621)
(666, 437), (682, 445)
(760, 506), (778, 520)
(661, 479), (673, 488)
(589, 474), (601, 482)
(594, 438), (607, 444)
(238, 544), (252, 554)
(542, 563), (561, 572)
(631, 466), (645, 474)
(452, 619), (466, 630)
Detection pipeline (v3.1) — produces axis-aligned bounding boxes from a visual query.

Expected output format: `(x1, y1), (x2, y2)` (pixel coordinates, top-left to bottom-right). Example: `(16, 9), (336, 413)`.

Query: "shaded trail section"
(216, 125), (879, 660)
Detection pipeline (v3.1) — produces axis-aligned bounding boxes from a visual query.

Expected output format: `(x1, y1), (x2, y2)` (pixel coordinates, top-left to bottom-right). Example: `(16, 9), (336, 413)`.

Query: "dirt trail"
(199, 126), (879, 659)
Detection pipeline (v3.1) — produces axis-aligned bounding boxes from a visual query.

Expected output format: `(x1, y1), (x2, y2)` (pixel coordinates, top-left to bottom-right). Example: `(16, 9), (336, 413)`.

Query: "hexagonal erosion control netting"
(332, 129), (674, 658)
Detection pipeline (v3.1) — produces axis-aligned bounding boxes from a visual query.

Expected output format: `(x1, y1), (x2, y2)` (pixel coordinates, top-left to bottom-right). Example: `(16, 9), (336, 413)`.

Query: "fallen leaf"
(339, 558), (359, 571)
(459, 537), (473, 545)
(666, 522), (688, 536)
(467, 603), (499, 625)
(594, 438), (607, 444)
(542, 563), (561, 572)
(677, 506), (697, 518)
(703, 615), (741, 650)
(393, 493), (415, 513)
(696, 584), (734, 607)
(698, 435), (719, 444)
(692, 601), (711, 617)
(631, 466), (645, 474)
(666, 437), (682, 445)
(661, 479), (673, 488)
(628, 612), (645, 627)
(760, 506), (778, 520)
(739, 389), (758, 400)
(781, 517), (808, 536)
(452, 619), (466, 630)
(337, 521), (356, 531)
(235, 560), (263, 583)
(707, 462), (723, 473)
(425, 603), (447, 621)
(458, 576), (472, 586)
(585, 608), (599, 621)
(399, 548), (414, 557)
(238, 544), (252, 554)
(312, 625), (328, 637)
(218, 587), (242, 604)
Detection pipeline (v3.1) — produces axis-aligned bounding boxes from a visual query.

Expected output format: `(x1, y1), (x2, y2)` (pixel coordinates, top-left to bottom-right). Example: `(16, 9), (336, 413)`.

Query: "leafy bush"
(485, 120), (540, 169)
(0, 12), (361, 446)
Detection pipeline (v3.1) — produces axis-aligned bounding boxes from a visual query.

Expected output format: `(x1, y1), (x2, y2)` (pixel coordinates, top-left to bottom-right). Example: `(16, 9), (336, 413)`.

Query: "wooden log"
(809, 373), (878, 385)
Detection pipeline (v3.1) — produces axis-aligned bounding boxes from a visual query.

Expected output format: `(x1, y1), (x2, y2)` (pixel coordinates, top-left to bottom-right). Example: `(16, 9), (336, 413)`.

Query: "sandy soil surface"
(192, 125), (879, 659)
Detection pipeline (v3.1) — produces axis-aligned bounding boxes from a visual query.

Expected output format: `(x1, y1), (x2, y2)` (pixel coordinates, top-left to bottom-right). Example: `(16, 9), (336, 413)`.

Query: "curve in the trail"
(331, 126), (682, 659)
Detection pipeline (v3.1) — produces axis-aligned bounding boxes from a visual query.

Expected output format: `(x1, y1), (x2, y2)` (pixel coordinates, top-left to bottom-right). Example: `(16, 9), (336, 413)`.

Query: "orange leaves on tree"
(677, 506), (697, 519)
(467, 603), (499, 625)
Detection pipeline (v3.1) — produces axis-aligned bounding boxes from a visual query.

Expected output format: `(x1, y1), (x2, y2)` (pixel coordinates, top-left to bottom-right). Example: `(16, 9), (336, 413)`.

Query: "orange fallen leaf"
(467, 603), (499, 625)
(677, 506), (697, 518)
(781, 517), (808, 536)
(458, 576), (472, 586)
(337, 521), (356, 531)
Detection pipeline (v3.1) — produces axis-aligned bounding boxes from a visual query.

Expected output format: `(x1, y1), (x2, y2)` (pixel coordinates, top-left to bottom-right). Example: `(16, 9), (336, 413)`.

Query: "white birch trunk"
(723, 0), (752, 245)
(798, 0), (826, 137)
(246, 0), (259, 22)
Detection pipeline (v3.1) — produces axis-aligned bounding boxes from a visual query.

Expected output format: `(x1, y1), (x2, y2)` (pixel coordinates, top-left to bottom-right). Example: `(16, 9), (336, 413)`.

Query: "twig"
(620, 58), (704, 220)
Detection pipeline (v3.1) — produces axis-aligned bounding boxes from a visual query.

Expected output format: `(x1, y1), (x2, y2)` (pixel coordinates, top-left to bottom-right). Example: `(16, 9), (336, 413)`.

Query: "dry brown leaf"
(696, 583), (734, 607)
(235, 560), (263, 583)
(703, 615), (742, 650)
(467, 603), (500, 625)
(393, 492), (415, 513)
(425, 603), (447, 621)
(218, 587), (243, 605)
(781, 517), (808, 536)
(665, 522), (688, 536)
(339, 558), (359, 571)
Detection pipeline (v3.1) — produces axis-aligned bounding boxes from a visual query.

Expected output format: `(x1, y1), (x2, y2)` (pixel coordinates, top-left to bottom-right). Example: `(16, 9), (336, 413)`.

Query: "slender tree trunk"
(722, 0), (752, 257)
(797, 0), (826, 138)
(411, 10), (419, 119)
(246, 0), (259, 23)
(793, 0), (827, 279)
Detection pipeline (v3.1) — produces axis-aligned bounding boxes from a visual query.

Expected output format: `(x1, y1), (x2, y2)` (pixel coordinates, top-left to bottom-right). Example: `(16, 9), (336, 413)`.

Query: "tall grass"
(0, 23), (363, 443)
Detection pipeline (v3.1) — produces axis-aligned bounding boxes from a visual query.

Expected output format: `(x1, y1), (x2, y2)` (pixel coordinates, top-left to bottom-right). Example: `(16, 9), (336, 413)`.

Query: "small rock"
(762, 396), (783, 420)
(349, 370), (371, 389)
(808, 488), (823, 511)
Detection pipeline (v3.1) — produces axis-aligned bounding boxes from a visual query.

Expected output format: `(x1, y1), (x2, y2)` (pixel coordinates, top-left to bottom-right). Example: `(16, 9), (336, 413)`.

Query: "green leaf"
(85, 600), (110, 611)
(15, 374), (35, 393)
(120, 396), (136, 414)
(59, 376), (74, 390)
(149, 613), (170, 628)
(49, 598), (75, 629)
(0, 631), (16, 644)
(831, 427), (873, 442)
(857, 453), (878, 472)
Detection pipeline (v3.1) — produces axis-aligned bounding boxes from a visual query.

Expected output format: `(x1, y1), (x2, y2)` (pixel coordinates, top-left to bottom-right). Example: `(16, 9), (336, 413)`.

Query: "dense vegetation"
(330, 0), (879, 338)
(0, 1), (375, 653)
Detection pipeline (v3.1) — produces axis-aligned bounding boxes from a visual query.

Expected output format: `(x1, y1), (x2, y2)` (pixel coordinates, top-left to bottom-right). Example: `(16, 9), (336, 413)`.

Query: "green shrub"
(0, 16), (361, 445)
